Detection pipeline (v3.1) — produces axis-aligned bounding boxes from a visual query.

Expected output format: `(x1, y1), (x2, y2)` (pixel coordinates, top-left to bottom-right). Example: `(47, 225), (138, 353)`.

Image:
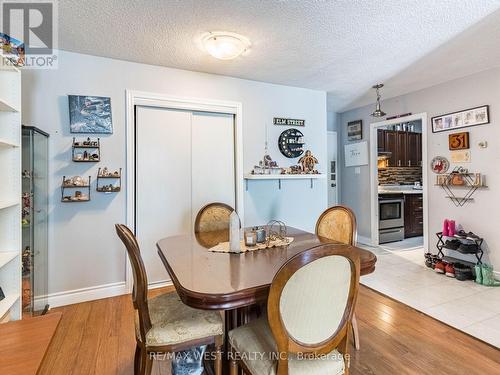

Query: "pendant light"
(371, 84), (386, 117)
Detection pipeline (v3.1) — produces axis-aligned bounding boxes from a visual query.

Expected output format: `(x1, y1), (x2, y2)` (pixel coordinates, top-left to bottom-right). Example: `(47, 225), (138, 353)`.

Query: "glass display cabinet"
(21, 126), (49, 316)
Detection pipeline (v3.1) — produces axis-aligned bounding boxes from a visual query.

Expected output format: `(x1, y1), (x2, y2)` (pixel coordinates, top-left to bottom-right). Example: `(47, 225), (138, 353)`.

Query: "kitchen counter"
(378, 185), (423, 195)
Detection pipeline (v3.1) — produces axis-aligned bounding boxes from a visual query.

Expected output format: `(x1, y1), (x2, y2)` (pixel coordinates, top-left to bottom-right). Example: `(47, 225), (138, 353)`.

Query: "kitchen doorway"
(368, 113), (429, 252)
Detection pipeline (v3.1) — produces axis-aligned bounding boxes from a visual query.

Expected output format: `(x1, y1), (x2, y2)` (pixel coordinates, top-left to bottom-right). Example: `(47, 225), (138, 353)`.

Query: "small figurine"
(298, 150), (319, 173)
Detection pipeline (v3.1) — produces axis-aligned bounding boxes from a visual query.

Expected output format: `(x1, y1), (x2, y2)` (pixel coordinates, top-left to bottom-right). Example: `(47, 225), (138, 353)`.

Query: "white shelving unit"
(244, 173), (325, 190)
(0, 55), (21, 322)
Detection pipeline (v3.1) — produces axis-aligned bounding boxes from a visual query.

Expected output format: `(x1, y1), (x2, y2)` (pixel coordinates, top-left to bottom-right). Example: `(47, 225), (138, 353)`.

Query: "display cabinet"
(21, 126), (49, 316)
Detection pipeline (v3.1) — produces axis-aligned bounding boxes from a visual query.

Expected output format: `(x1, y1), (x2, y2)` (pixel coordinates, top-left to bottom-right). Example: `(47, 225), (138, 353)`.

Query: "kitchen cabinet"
(377, 129), (385, 152)
(379, 130), (422, 167)
(404, 194), (423, 237)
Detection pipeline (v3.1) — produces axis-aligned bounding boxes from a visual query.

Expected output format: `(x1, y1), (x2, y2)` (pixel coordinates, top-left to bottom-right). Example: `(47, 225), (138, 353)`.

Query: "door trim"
(369, 113), (429, 250)
(125, 90), (244, 292)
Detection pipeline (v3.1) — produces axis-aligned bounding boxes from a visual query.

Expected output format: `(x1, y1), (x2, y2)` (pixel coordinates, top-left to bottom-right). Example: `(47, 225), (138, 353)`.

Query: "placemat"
(208, 237), (294, 253)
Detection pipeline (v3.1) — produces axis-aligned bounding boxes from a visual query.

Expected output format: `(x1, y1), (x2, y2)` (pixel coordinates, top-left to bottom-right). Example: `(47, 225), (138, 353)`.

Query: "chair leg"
(229, 347), (239, 375)
(134, 344), (142, 375)
(214, 345), (222, 375)
(140, 350), (153, 375)
(352, 313), (360, 350)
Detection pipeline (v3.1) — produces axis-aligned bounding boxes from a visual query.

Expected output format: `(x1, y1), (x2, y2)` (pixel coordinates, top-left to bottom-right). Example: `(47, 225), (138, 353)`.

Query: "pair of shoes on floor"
(454, 263), (473, 281)
(434, 260), (455, 278)
(424, 253), (440, 268)
(475, 264), (500, 286)
(455, 230), (481, 241)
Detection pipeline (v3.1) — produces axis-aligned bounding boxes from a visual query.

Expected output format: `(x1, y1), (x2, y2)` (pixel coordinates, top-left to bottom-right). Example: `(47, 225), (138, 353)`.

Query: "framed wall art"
(432, 105), (489, 133)
(69, 95), (113, 134)
(449, 132), (469, 150)
(347, 120), (362, 141)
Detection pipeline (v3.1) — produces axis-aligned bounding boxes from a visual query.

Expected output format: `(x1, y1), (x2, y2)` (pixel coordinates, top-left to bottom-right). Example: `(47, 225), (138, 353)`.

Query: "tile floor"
(359, 242), (500, 348)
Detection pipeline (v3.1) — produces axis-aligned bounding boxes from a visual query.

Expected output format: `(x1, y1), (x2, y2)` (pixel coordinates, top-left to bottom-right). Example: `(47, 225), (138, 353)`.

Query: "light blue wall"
(21, 51), (327, 295)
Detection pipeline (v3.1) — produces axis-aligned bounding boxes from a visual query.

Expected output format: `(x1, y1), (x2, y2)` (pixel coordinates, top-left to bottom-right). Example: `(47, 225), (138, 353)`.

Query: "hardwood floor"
(38, 286), (500, 375)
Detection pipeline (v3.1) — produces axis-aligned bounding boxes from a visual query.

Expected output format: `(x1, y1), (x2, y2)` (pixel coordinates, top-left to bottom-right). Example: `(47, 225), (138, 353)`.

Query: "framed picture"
(69, 95), (113, 134)
(432, 105), (489, 133)
(449, 132), (469, 150)
(347, 120), (362, 141)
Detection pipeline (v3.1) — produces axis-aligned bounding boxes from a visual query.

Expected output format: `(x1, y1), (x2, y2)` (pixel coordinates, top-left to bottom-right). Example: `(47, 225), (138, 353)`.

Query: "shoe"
(444, 239), (461, 250)
(445, 263), (455, 278)
(466, 232), (481, 241)
(454, 263), (472, 281)
(434, 261), (446, 274)
(448, 220), (456, 237)
(480, 264), (500, 287)
(455, 230), (468, 239)
(474, 264), (483, 284)
(442, 219), (449, 237)
(458, 243), (479, 254)
(424, 253), (433, 268)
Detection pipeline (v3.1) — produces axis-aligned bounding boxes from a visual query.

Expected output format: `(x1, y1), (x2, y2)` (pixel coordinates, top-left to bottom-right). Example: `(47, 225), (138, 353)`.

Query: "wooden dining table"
(157, 225), (376, 317)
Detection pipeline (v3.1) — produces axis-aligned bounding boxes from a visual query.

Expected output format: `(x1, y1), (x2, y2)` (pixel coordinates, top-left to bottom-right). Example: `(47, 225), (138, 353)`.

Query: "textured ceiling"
(58, 0), (500, 112)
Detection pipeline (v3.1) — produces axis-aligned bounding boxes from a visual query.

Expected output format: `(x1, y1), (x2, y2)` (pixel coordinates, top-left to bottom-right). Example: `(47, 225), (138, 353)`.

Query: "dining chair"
(315, 205), (361, 350)
(115, 224), (224, 375)
(194, 202), (234, 233)
(228, 244), (360, 375)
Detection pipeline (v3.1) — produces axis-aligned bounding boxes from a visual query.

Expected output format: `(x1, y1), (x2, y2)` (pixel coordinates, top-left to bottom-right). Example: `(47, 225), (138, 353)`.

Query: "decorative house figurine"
(298, 150), (319, 173)
(229, 210), (241, 253)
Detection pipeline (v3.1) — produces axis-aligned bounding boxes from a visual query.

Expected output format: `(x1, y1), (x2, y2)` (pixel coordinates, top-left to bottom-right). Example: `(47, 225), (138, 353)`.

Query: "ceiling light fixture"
(201, 31), (250, 60)
(371, 84), (386, 117)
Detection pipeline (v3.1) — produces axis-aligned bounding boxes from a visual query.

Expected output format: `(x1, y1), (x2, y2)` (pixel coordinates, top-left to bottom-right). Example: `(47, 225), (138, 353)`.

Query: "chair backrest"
(115, 224), (151, 341)
(315, 205), (357, 245)
(267, 244), (360, 373)
(194, 202), (234, 233)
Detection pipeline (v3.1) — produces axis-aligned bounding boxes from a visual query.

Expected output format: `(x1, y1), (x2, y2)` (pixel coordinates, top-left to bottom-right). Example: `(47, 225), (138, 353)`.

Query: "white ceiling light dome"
(201, 31), (251, 60)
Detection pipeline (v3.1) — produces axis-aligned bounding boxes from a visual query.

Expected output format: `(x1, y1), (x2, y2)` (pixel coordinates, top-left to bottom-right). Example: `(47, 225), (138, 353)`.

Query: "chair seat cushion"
(136, 292), (223, 347)
(229, 317), (345, 375)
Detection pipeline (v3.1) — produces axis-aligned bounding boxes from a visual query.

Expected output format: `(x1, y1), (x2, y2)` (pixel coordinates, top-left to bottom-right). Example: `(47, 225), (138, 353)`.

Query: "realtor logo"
(0, 0), (58, 68)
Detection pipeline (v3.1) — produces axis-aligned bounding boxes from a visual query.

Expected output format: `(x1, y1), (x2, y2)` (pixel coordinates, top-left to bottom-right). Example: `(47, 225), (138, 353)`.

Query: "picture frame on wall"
(69, 95), (113, 134)
(449, 132), (469, 150)
(432, 105), (489, 133)
(347, 120), (362, 141)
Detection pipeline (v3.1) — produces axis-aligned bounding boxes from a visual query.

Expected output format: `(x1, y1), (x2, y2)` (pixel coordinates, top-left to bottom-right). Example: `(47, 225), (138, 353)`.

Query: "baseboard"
(357, 235), (373, 246)
(45, 281), (128, 308)
(148, 279), (173, 290)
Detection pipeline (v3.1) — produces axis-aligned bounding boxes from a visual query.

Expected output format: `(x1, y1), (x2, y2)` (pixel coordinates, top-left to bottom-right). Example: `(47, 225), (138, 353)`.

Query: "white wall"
(339, 66), (500, 270)
(21, 51), (327, 300)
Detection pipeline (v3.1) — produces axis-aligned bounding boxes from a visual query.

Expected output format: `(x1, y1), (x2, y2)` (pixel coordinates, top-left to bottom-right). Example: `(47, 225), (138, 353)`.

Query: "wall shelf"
(244, 174), (325, 190)
(0, 199), (19, 210)
(72, 137), (100, 162)
(61, 176), (92, 202)
(96, 167), (121, 193)
(0, 294), (20, 319)
(0, 98), (19, 112)
(0, 138), (19, 148)
(0, 252), (18, 269)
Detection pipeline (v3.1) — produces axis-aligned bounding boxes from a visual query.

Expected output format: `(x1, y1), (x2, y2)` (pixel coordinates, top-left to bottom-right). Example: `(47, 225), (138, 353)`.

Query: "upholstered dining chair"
(194, 202), (234, 233)
(315, 205), (361, 350)
(228, 244), (360, 375)
(115, 224), (224, 375)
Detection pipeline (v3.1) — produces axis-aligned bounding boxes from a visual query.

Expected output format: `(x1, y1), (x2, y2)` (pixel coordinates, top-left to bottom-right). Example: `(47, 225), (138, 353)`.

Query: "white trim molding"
(43, 282), (128, 308)
(369, 113), (429, 250)
(125, 90), (244, 293)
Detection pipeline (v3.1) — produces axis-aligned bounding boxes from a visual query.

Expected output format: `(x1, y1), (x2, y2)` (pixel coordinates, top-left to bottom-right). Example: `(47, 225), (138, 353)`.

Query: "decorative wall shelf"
(0, 251), (18, 269)
(96, 167), (122, 193)
(72, 137), (100, 162)
(0, 138), (19, 148)
(244, 174), (325, 190)
(435, 169), (486, 207)
(0, 98), (19, 112)
(61, 176), (91, 202)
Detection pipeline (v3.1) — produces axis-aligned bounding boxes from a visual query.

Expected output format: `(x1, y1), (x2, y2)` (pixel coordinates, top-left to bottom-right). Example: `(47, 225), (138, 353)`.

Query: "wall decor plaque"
(449, 132), (470, 150)
(450, 150), (471, 163)
(347, 120), (362, 141)
(430, 156), (450, 174)
(278, 128), (305, 158)
(273, 117), (305, 126)
(432, 105), (489, 133)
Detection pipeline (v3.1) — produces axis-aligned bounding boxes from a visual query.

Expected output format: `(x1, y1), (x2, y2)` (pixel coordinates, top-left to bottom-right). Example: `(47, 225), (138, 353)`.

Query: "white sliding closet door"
(135, 107), (236, 285)
(136, 106), (192, 284)
(191, 112), (235, 226)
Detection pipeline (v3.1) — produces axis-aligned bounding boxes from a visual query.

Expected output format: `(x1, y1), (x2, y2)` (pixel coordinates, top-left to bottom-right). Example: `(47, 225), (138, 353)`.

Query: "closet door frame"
(125, 90), (244, 292)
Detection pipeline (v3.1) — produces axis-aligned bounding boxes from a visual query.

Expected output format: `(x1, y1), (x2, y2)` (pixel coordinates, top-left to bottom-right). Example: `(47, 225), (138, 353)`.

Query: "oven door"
(379, 198), (404, 229)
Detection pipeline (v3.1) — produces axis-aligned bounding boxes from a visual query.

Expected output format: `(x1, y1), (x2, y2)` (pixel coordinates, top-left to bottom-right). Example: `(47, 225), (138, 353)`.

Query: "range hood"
(378, 151), (392, 160)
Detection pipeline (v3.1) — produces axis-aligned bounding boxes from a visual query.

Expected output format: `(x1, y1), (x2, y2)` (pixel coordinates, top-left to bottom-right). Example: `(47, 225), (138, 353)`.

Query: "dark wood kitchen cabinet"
(404, 194), (423, 237)
(379, 130), (422, 167)
(407, 132), (422, 167)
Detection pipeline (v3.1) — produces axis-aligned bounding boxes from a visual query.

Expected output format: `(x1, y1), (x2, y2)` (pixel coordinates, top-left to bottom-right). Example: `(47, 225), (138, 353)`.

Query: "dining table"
(157, 226), (377, 372)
